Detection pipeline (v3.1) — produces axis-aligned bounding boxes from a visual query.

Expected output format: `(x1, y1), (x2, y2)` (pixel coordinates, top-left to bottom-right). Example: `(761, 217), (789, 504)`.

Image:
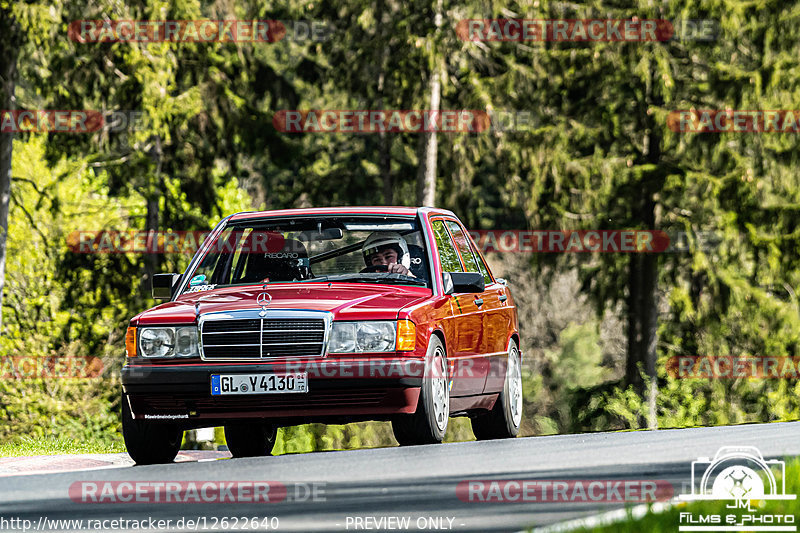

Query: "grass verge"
(0, 435), (125, 457)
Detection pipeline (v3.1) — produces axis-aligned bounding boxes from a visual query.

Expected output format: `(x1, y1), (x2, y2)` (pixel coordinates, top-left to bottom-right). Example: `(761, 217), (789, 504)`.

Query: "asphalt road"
(3, 422), (800, 532)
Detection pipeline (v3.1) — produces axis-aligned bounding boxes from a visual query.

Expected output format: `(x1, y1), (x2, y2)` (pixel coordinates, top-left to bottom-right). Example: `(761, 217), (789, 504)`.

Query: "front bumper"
(121, 357), (424, 424)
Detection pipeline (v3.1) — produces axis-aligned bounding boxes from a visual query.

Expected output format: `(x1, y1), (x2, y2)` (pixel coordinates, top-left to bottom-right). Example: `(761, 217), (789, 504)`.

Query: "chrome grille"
(200, 310), (331, 360)
(203, 319), (259, 333)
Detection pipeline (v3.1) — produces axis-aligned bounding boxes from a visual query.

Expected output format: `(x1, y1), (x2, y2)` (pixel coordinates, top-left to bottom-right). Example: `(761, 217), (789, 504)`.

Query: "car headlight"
(139, 326), (199, 358)
(327, 321), (416, 353)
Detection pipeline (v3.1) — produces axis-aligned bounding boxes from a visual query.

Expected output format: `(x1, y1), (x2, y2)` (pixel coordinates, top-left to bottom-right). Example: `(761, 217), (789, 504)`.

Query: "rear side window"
(445, 221), (480, 273)
(431, 220), (462, 272)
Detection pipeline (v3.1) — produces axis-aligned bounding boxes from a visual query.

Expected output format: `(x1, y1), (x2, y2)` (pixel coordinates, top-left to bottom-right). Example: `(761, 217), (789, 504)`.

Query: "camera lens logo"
(678, 446), (796, 532)
(714, 466), (761, 499)
(680, 446), (794, 501)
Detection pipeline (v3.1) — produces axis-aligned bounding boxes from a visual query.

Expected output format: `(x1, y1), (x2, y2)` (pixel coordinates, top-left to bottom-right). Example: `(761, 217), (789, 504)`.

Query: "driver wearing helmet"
(361, 232), (414, 276)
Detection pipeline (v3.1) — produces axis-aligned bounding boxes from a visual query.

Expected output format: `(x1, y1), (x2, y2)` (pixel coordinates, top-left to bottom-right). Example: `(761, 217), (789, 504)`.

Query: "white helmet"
(362, 232), (410, 268)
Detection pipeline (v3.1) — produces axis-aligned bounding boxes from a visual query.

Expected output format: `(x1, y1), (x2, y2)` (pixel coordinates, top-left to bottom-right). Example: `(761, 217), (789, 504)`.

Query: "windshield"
(179, 216), (431, 294)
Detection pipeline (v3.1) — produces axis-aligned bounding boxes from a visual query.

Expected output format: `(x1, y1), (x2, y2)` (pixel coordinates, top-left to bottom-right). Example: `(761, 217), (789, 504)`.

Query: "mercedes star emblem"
(257, 292), (271, 317)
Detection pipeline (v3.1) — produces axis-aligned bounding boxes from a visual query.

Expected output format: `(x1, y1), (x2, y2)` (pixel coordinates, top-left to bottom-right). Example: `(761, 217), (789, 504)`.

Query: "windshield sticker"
(189, 274), (207, 287)
(185, 283), (217, 293)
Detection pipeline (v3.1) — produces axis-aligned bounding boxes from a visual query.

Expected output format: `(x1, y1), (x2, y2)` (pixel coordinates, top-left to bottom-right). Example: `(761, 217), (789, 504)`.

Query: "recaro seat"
(238, 238), (310, 283)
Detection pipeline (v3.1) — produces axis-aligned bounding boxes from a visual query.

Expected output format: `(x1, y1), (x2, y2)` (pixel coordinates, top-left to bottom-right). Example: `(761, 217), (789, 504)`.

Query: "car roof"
(229, 206), (457, 221)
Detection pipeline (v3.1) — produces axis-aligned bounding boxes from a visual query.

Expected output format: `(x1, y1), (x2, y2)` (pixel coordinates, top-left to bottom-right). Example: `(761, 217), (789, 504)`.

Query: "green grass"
(0, 435), (125, 457)
(572, 459), (800, 532)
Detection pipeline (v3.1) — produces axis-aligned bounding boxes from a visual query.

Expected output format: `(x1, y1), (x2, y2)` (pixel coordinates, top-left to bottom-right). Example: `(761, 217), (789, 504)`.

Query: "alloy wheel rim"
(507, 347), (522, 427)
(431, 348), (449, 431)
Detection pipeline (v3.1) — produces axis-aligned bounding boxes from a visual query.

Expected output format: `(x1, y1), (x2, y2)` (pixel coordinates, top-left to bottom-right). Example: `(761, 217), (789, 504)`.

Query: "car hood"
(133, 283), (432, 325)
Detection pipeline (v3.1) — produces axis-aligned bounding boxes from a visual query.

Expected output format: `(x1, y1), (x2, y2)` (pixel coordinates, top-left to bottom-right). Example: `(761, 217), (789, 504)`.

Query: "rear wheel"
(224, 422), (278, 458)
(122, 396), (182, 465)
(392, 336), (449, 445)
(471, 339), (522, 440)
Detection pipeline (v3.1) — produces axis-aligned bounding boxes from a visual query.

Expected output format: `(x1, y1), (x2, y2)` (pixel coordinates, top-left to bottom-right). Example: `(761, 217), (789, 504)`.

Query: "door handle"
(498, 295), (507, 302)
(474, 298), (484, 307)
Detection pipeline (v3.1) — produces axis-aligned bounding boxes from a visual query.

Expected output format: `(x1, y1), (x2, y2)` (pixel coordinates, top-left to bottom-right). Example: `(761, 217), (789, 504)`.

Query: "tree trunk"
(625, 215), (659, 430)
(625, 63), (661, 430)
(0, 8), (20, 335)
(143, 136), (163, 296)
(625, 256), (643, 387)
(376, 0), (393, 205)
(641, 251), (659, 429)
(415, 0), (442, 207)
(144, 195), (159, 287)
(380, 130), (392, 204)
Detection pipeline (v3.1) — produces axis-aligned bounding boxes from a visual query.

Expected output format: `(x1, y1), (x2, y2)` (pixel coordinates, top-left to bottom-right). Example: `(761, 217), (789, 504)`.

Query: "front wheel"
(122, 396), (182, 465)
(224, 422), (278, 458)
(392, 336), (449, 445)
(471, 339), (522, 440)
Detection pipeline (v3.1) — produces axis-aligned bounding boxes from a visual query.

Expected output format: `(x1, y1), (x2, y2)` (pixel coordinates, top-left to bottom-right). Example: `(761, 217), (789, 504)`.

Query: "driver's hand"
(387, 263), (413, 276)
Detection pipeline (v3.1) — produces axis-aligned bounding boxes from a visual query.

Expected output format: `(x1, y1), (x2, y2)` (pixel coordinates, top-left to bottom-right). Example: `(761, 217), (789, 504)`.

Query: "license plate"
(210, 373), (308, 395)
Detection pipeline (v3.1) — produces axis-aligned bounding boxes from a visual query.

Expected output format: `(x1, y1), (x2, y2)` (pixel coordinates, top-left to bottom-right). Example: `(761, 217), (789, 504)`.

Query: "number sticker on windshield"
(185, 284), (217, 293)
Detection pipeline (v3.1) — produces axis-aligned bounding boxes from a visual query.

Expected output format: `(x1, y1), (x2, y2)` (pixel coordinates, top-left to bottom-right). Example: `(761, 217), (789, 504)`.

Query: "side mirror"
(442, 272), (454, 295)
(446, 272), (485, 294)
(152, 273), (180, 300)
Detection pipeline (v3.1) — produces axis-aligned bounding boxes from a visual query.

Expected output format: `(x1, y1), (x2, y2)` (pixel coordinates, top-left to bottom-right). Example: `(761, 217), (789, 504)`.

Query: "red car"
(121, 207), (522, 464)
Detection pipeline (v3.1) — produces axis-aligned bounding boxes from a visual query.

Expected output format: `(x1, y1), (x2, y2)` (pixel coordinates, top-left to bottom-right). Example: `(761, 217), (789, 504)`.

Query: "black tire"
(224, 422), (278, 458)
(122, 396), (182, 465)
(392, 335), (449, 445)
(471, 340), (522, 440)
(390, 417), (418, 446)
